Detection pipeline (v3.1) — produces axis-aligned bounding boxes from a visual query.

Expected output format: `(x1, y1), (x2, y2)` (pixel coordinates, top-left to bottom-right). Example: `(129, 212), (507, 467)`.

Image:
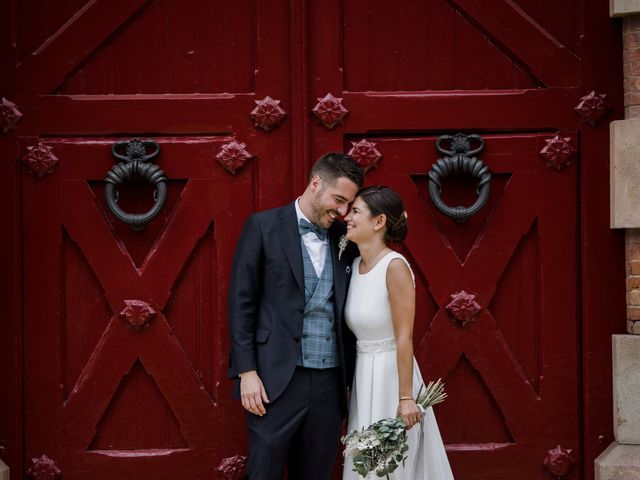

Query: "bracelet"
(399, 396), (414, 401)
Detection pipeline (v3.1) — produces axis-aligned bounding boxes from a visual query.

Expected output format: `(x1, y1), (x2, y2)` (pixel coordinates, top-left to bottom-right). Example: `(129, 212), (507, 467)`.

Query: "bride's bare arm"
(387, 258), (422, 429)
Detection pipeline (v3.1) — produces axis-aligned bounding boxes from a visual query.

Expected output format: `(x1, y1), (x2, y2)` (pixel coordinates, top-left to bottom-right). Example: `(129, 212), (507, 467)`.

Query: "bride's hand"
(397, 398), (422, 430)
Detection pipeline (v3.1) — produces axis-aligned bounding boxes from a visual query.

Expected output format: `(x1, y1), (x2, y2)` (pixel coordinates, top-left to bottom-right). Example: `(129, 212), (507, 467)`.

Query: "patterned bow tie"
(298, 218), (328, 241)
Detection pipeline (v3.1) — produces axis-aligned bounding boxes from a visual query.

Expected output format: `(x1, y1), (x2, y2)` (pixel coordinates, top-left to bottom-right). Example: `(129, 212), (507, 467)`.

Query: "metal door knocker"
(104, 139), (167, 231)
(428, 133), (491, 223)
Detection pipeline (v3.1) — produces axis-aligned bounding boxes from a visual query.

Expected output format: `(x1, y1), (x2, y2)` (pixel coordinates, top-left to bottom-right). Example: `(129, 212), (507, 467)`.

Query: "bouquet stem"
(416, 378), (447, 411)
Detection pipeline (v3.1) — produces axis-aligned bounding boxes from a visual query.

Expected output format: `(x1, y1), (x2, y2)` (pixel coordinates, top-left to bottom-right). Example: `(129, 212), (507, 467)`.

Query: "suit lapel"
(329, 227), (347, 314)
(276, 203), (305, 293)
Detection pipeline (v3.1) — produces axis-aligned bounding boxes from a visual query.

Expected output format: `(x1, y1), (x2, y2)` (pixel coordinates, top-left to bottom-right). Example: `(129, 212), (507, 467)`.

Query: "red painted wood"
(22, 139), (255, 478)
(308, 1), (623, 479)
(254, 0), (293, 207)
(342, 89), (581, 132)
(14, 1), (290, 477)
(343, 0), (538, 91)
(17, 0), (154, 94)
(288, 0), (310, 194)
(308, 0), (346, 164)
(4, 1), (626, 480)
(15, 94), (252, 136)
(513, 0), (580, 54)
(16, 0), (92, 62)
(579, 3), (626, 478)
(342, 134), (579, 479)
(0, 0), (21, 473)
(448, 0), (579, 87)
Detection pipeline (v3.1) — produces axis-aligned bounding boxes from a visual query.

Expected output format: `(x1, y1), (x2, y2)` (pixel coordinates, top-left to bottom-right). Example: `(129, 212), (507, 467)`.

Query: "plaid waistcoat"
(297, 240), (339, 368)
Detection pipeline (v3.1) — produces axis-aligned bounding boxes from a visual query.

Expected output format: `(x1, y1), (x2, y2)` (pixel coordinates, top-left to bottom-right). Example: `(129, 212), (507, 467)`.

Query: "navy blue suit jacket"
(227, 202), (358, 408)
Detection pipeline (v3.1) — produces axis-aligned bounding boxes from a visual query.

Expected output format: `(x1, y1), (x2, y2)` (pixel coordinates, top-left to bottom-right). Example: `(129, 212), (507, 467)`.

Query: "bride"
(342, 186), (454, 480)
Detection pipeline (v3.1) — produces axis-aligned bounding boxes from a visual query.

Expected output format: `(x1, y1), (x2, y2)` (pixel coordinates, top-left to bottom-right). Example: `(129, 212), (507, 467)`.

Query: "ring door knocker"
(104, 139), (167, 231)
(428, 133), (491, 223)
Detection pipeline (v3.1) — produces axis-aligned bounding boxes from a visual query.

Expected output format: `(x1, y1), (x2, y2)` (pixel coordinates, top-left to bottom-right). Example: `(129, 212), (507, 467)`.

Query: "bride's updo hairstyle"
(358, 186), (408, 243)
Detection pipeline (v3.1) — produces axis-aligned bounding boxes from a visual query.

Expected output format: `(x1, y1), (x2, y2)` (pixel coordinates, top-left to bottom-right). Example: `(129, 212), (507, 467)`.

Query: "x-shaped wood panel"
(61, 179), (222, 450)
(386, 173), (547, 441)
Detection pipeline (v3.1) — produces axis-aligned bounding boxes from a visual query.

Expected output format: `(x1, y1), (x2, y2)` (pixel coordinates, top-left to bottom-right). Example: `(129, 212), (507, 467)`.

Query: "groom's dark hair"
(309, 152), (364, 188)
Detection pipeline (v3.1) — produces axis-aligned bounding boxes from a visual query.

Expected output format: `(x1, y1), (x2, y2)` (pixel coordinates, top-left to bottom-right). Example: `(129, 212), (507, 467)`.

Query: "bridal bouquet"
(341, 379), (447, 479)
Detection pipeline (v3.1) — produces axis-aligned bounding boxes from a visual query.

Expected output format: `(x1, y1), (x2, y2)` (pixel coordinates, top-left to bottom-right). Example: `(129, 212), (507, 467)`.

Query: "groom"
(227, 152), (364, 479)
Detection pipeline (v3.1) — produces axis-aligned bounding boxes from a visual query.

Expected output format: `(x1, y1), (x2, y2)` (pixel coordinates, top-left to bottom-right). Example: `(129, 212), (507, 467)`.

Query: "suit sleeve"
(227, 214), (263, 378)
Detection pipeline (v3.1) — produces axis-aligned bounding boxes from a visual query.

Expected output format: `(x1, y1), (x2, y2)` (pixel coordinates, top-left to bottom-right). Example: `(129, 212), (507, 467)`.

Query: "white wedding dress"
(343, 252), (454, 480)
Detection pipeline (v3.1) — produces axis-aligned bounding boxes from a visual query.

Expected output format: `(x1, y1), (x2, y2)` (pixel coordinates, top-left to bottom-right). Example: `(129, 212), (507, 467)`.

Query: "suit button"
(294, 336), (300, 343)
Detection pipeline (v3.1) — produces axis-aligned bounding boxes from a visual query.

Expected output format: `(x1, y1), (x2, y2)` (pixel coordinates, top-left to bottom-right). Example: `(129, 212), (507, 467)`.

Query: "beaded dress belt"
(356, 337), (396, 354)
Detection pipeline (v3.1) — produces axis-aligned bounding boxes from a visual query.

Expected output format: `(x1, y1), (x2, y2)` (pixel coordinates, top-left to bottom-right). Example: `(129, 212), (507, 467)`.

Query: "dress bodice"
(344, 251), (414, 342)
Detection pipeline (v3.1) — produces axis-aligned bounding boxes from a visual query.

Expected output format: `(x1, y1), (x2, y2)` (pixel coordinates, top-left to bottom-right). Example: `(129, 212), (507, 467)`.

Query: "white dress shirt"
(295, 198), (328, 277)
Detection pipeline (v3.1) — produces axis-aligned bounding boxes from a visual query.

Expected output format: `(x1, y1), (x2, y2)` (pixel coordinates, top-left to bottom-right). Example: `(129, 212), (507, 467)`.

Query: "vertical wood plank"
(167, 0), (197, 94)
(579, 1), (625, 478)
(0, 0), (21, 473)
(308, 0), (345, 164)
(426, 0), (456, 89)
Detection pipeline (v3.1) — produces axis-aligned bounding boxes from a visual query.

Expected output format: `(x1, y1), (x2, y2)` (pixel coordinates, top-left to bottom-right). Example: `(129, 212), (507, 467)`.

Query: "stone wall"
(597, 2), (640, 478)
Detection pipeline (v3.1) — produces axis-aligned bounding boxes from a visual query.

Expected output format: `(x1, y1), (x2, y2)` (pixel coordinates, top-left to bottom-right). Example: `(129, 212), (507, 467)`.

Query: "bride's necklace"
(360, 246), (389, 274)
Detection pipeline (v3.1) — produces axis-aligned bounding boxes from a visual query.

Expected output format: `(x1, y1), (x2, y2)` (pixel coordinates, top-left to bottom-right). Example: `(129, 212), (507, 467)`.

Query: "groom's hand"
(239, 370), (270, 416)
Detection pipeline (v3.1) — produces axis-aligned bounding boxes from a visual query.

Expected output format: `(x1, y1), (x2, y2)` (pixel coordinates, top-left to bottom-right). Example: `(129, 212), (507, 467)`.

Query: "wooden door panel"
(58, 0), (256, 95)
(511, 0), (580, 53)
(89, 359), (190, 450)
(17, 0), (154, 94)
(310, 0), (585, 475)
(343, 0), (538, 91)
(18, 0), (292, 475)
(346, 134), (579, 478)
(16, 0), (258, 95)
(23, 138), (253, 478)
(11, 1), (622, 479)
(341, 0), (581, 92)
(446, 0), (579, 86)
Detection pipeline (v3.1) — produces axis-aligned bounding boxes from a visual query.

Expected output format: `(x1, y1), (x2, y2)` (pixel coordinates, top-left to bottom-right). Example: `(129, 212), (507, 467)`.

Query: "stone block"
(0, 459), (8, 480)
(628, 229), (640, 247)
(612, 0), (640, 17)
(613, 335), (640, 443)
(628, 260), (640, 275)
(595, 442), (640, 479)
(628, 306), (640, 320)
(624, 47), (640, 64)
(628, 276), (640, 290)
(611, 120), (640, 228)
(629, 289), (640, 305)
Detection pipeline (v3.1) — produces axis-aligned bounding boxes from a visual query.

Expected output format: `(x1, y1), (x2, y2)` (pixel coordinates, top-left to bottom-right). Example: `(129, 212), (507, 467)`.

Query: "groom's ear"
(309, 174), (322, 193)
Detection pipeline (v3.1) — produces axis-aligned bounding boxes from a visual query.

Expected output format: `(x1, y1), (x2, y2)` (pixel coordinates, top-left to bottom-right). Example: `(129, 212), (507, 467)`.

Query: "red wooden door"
(361, 134), (578, 479)
(6, 1), (623, 479)
(16, 1), (292, 479)
(306, 1), (620, 479)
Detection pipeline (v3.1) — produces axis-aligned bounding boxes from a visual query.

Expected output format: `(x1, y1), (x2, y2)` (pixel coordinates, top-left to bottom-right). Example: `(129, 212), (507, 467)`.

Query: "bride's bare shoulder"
(386, 255), (416, 288)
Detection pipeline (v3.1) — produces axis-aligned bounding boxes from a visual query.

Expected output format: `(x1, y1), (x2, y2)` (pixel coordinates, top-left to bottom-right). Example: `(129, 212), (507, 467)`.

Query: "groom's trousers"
(245, 366), (343, 480)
